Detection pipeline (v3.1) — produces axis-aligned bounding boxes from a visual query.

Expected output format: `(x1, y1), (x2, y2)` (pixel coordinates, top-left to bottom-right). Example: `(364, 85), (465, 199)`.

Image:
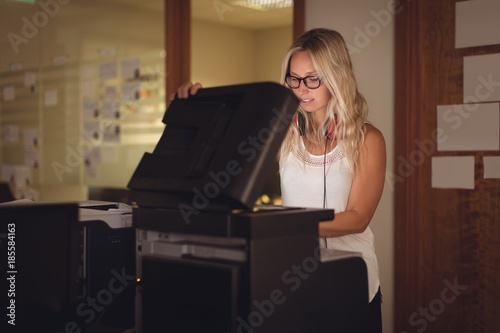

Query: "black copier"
(128, 82), (369, 333)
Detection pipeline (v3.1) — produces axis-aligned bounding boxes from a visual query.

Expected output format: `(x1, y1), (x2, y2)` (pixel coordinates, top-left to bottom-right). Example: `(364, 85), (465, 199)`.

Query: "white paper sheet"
(44, 90), (58, 106)
(122, 82), (140, 101)
(24, 72), (37, 87)
(463, 53), (500, 103)
(483, 156), (500, 179)
(84, 148), (101, 179)
(102, 123), (120, 143)
(0, 164), (15, 183)
(3, 125), (19, 143)
(83, 121), (101, 141)
(23, 128), (39, 148)
(12, 165), (32, 188)
(105, 86), (118, 102)
(121, 58), (141, 80)
(24, 148), (39, 169)
(456, 1), (500, 48)
(52, 55), (68, 66)
(432, 156), (475, 190)
(99, 61), (118, 80)
(83, 100), (99, 118)
(100, 47), (117, 58)
(436, 103), (500, 151)
(3, 86), (15, 101)
(103, 101), (120, 119)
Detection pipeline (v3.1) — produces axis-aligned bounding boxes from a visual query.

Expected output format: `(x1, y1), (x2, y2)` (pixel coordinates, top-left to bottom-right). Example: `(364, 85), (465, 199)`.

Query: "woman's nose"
(297, 81), (309, 94)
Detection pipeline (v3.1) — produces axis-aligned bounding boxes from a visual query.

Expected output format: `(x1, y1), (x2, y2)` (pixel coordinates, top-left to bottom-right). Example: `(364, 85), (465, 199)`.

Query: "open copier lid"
(127, 82), (299, 213)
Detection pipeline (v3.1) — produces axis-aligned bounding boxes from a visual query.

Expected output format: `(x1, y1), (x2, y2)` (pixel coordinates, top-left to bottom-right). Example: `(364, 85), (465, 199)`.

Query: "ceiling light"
(230, 0), (293, 11)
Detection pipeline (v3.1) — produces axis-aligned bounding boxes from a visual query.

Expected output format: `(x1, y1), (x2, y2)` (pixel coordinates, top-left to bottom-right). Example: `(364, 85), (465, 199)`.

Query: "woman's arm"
(318, 124), (386, 237)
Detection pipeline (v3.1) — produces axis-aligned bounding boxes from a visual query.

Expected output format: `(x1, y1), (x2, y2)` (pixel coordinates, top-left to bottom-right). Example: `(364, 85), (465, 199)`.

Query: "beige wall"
(191, 20), (292, 87)
(254, 26), (292, 83)
(306, 1), (396, 332)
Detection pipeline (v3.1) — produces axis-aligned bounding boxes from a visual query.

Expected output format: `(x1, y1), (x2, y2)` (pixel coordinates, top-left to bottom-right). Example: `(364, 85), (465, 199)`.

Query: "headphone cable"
(323, 137), (328, 247)
(323, 137), (328, 209)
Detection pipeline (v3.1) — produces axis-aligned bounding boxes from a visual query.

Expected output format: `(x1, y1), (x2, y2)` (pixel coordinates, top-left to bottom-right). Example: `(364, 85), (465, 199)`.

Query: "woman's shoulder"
(362, 123), (386, 150)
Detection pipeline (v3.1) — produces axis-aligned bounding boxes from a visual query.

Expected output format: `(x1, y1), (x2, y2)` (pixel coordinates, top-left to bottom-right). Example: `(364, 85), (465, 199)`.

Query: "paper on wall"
(3, 86), (15, 101)
(121, 58), (140, 80)
(463, 53), (500, 103)
(432, 156), (475, 190)
(23, 128), (39, 148)
(99, 61), (118, 81)
(456, 1), (500, 48)
(3, 125), (19, 143)
(24, 72), (37, 87)
(24, 148), (39, 169)
(483, 156), (500, 179)
(83, 100), (100, 118)
(436, 103), (500, 151)
(44, 89), (58, 106)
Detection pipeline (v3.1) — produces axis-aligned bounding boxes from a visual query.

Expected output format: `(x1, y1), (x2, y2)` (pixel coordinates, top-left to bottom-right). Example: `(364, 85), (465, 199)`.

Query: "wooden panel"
(395, 1), (500, 332)
(165, 0), (190, 104)
(293, 0), (305, 40)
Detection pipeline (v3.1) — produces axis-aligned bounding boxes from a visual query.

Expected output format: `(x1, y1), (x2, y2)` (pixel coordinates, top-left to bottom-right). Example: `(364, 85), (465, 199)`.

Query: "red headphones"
(295, 112), (335, 140)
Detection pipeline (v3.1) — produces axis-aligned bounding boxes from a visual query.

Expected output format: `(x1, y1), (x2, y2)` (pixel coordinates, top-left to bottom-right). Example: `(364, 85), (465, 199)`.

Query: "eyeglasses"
(285, 75), (322, 89)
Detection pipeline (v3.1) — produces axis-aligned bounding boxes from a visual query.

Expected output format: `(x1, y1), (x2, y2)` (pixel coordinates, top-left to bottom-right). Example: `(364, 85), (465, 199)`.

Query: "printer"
(78, 201), (136, 332)
(128, 82), (369, 333)
(0, 200), (135, 333)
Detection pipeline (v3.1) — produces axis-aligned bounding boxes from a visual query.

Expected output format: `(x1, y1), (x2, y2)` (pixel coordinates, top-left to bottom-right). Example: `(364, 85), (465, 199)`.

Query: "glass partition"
(0, 0), (165, 200)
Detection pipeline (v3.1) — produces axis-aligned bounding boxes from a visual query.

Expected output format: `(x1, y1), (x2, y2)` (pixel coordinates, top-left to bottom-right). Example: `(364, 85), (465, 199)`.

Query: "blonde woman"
(174, 28), (386, 332)
(278, 28), (385, 332)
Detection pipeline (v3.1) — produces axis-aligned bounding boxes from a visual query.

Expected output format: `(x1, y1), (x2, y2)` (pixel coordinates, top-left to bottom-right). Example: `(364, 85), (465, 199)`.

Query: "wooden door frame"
(394, 0), (422, 327)
(165, 0), (191, 103)
(165, 0), (305, 101)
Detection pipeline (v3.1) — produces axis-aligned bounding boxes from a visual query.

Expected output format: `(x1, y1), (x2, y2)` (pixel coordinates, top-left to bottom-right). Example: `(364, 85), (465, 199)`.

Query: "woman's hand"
(169, 82), (203, 101)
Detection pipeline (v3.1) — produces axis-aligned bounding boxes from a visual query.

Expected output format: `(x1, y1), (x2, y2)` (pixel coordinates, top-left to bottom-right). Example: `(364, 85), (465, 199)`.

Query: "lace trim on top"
(292, 139), (344, 167)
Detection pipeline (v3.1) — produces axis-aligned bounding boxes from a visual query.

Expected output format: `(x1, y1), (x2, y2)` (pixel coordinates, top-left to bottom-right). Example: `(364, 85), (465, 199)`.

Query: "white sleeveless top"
(279, 139), (380, 302)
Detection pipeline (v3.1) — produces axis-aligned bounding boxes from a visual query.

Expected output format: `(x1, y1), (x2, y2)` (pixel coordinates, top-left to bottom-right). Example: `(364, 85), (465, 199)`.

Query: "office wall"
(0, 1), (164, 70)
(306, 1), (396, 332)
(191, 20), (292, 86)
(254, 26), (292, 83)
(395, 1), (500, 332)
(0, 1), (165, 200)
(191, 20), (255, 87)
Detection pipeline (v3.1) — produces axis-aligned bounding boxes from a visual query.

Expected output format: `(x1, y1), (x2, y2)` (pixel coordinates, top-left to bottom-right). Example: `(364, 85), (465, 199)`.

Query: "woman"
(174, 28), (386, 333)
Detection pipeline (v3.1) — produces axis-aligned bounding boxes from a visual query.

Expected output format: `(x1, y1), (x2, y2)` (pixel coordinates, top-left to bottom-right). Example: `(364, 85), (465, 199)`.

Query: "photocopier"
(127, 82), (369, 333)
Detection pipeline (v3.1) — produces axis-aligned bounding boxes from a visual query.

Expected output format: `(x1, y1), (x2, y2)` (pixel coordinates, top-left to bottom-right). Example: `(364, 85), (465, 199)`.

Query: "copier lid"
(128, 82), (298, 212)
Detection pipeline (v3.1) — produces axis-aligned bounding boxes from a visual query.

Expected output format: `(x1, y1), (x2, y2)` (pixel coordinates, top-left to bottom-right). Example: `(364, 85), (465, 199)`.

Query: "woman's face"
(288, 50), (332, 122)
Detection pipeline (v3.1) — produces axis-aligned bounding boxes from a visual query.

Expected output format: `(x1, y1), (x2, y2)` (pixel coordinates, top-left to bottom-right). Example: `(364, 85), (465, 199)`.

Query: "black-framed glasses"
(285, 75), (322, 89)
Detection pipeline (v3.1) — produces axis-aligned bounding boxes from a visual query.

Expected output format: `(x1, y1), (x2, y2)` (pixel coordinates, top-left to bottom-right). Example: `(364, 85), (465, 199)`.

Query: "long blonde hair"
(279, 28), (368, 172)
